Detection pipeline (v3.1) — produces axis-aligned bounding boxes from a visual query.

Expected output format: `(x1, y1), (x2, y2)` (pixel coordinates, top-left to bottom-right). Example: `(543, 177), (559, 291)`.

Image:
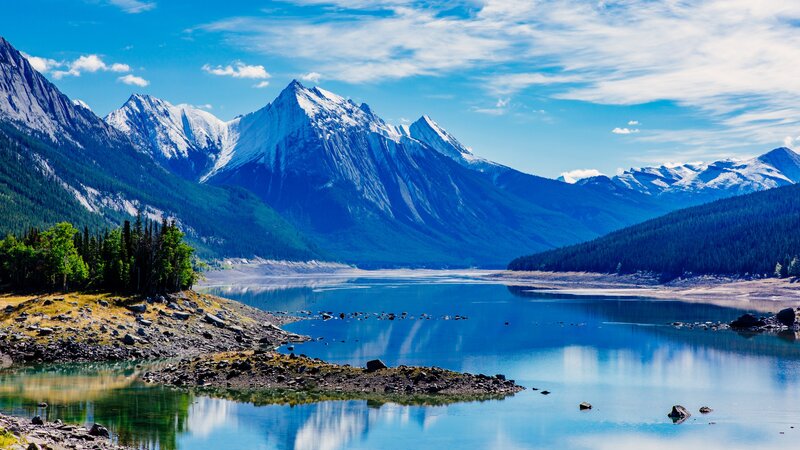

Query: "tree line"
(508, 183), (800, 280)
(0, 216), (197, 294)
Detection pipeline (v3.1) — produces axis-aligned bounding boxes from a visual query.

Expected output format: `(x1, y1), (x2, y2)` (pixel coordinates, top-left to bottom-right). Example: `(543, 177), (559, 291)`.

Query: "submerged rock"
(699, 406), (713, 414)
(668, 405), (691, 423)
(579, 402), (592, 410)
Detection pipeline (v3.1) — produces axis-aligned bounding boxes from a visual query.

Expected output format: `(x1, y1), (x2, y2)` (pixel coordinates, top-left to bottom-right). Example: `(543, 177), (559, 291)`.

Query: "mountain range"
(2, 34), (798, 267)
(0, 36), (315, 260)
(572, 147), (800, 206)
(103, 79), (671, 266)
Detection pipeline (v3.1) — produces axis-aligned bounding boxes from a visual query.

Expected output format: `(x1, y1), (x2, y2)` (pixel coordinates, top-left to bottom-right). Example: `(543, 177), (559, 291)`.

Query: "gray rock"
(37, 328), (54, 336)
(98, 299), (109, 307)
(579, 402), (592, 410)
(204, 313), (226, 328)
(173, 311), (191, 320)
(31, 415), (43, 425)
(365, 359), (388, 372)
(89, 423), (109, 438)
(121, 334), (138, 345)
(699, 406), (713, 414)
(127, 303), (147, 313)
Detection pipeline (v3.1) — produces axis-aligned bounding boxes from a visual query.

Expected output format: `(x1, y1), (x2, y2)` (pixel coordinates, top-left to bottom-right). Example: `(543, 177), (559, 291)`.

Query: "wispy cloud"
(472, 97), (511, 116)
(107, 0), (156, 14)
(300, 72), (322, 83)
(612, 127), (639, 135)
(118, 74), (149, 87)
(202, 62), (270, 79)
(194, 0), (800, 152)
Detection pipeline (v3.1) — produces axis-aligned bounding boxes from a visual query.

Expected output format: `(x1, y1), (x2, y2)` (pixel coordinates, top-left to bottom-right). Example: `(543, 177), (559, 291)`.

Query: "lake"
(1, 274), (799, 449)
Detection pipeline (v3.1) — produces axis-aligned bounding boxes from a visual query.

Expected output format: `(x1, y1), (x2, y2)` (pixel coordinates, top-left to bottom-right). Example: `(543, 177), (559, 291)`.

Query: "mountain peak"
(0, 35), (113, 145)
(408, 115), (478, 163)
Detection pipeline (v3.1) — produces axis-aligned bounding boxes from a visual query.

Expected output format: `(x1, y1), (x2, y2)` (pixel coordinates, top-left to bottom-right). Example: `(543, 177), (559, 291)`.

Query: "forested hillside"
(509, 183), (800, 278)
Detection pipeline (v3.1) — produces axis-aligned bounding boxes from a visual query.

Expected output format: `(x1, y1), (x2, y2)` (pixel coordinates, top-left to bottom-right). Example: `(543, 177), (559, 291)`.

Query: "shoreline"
(489, 270), (800, 313)
(0, 287), (524, 411)
(0, 413), (131, 450)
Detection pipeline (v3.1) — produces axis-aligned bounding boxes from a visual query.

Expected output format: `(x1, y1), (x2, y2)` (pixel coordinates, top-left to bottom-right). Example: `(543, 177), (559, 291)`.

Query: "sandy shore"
(491, 271), (800, 313)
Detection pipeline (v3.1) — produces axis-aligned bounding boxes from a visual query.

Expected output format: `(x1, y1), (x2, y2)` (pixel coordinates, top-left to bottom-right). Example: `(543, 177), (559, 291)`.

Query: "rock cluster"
(0, 414), (130, 450)
(0, 292), (306, 364)
(142, 350), (524, 397)
(730, 307), (800, 331)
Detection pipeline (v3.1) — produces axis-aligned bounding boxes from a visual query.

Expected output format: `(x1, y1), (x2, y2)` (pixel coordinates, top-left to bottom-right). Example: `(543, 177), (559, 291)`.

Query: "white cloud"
(559, 169), (604, 183)
(300, 72), (322, 83)
(202, 62), (270, 79)
(107, 0), (156, 13)
(71, 55), (107, 73)
(118, 74), (149, 87)
(612, 127), (639, 135)
(21, 53), (60, 73)
(110, 63), (131, 72)
(253, 80), (270, 88)
(50, 54), (132, 79)
(195, 0), (800, 151)
(628, 120), (639, 126)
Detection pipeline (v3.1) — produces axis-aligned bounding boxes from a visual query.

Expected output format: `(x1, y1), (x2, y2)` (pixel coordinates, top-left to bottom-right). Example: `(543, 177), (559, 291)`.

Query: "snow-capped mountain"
(105, 79), (671, 265)
(577, 147), (800, 204)
(105, 94), (231, 179)
(405, 115), (498, 172)
(0, 36), (315, 260)
(0, 37), (118, 147)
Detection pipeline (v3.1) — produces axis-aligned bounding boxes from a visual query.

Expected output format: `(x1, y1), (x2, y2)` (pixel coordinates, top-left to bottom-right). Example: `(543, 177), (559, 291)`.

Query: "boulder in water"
(668, 405), (691, 423)
(730, 314), (761, 329)
(776, 308), (796, 327)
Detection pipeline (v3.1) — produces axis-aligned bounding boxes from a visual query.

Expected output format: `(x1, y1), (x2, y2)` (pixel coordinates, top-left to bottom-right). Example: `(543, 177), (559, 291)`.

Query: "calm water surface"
(2, 275), (800, 449)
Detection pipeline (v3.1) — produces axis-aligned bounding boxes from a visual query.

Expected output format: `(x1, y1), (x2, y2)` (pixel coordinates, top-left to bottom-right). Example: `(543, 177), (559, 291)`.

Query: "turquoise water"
(2, 277), (800, 449)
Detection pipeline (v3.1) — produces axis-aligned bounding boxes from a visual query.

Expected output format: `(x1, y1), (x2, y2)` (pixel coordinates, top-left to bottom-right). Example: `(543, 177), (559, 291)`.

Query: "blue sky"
(3, 0), (798, 179)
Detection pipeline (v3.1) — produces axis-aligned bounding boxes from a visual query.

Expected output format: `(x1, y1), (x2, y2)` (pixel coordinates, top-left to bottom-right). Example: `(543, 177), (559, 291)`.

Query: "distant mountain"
(105, 94), (230, 180)
(0, 36), (316, 260)
(508, 182), (800, 278)
(575, 147), (800, 206)
(194, 81), (670, 266)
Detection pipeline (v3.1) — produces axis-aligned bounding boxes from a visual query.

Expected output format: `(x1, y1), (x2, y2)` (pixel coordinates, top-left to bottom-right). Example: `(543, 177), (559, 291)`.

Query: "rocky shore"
(0, 291), (306, 364)
(141, 350), (524, 399)
(0, 413), (131, 450)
